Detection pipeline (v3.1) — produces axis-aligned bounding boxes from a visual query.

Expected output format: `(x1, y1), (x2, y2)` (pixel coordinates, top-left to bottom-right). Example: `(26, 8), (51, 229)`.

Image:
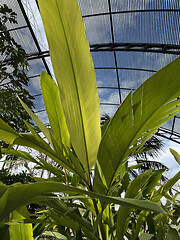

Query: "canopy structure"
(1, 0), (180, 143)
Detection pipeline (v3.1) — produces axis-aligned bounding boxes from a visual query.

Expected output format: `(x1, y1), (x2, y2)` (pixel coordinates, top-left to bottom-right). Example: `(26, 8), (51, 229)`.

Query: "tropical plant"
(0, 4), (34, 136)
(0, 0), (180, 239)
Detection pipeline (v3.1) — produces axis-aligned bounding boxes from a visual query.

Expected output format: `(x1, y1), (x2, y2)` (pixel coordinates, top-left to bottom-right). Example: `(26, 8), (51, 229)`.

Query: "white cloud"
(152, 140), (180, 181)
(100, 104), (118, 117)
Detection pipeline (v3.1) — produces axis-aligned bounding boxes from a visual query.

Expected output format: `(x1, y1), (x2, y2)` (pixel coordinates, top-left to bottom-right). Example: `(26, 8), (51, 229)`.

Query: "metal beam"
(108, 0), (122, 103)
(83, 9), (180, 18)
(23, 43), (180, 62)
(17, 0), (52, 77)
(90, 43), (180, 55)
(3, 43), (179, 64)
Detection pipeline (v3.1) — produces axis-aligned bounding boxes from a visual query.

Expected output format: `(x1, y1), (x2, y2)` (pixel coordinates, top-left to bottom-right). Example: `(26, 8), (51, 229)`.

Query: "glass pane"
(79, 0), (109, 15)
(84, 15), (112, 44)
(96, 69), (118, 87)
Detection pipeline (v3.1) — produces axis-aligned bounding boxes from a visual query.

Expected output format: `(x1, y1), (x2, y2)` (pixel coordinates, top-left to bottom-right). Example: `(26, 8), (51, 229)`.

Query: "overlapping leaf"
(40, 71), (70, 151)
(98, 57), (180, 189)
(0, 119), (78, 177)
(0, 181), (165, 222)
(38, 0), (101, 174)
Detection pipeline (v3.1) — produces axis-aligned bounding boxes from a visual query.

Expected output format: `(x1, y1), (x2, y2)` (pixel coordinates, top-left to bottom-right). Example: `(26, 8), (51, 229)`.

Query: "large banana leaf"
(98, 57), (180, 189)
(38, 0), (101, 174)
(0, 181), (166, 221)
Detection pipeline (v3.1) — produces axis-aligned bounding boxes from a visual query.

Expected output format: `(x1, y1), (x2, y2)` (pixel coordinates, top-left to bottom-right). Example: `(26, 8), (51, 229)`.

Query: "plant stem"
(89, 181), (106, 240)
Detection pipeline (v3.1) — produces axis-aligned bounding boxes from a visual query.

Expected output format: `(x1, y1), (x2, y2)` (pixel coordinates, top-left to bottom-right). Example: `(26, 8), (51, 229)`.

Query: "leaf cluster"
(0, 4), (34, 139)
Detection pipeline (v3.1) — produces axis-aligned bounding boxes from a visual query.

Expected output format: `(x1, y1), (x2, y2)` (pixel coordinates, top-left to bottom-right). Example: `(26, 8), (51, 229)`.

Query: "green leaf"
(116, 170), (153, 239)
(0, 182), (8, 198)
(42, 231), (67, 240)
(0, 182), (166, 222)
(128, 163), (144, 170)
(38, 0), (101, 174)
(153, 171), (180, 202)
(139, 233), (154, 240)
(1, 148), (39, 165)
(125, 169), (153, 198)
(93, 213), (102, 234)
(13, 133), (74, 173)
(170, 148), (180, 165)
(143, 169), (165, 195)
(17, 96), (53, 146)
(37, 199), (100, 240)
(98, 56), (180, 189)
(0, 117), (75, 174)
(47, 210), (80, 232)
(40, 71), (70, 150)
(38, 157), (65, 182)
(9, 206), (33, 240)
(0, 119), (20, 144)
(165, 227), (180, 240)
(23, 121), (52, 151)
(0, 224), (10, 239)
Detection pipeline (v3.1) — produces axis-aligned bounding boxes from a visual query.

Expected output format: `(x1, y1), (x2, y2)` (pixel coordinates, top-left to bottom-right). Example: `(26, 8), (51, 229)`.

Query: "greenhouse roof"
(2, 0), (180, 143)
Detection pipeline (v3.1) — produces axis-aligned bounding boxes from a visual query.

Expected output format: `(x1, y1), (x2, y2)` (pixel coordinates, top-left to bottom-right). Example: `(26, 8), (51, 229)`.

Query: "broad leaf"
(9, 207), (33, 240)
(0, 207), (33, 240)
(139, 233), (154, 240)
(14, 133), (71, 171)
(38, 0), (101, 174)
(46, 207), (99, 240)
(0, 182), (166, 221)
(0, 123), (77, 175)
(165, 227), (180, 240)
(0, 182), (8, 198)
(98, 57), (180, 189)
(0, 224), (10, 239)
(0, 119), (20, 144)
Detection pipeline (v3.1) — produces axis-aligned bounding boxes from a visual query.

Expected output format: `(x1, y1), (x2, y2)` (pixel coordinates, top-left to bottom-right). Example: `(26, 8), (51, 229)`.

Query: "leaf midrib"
(55, 0), (90, 175)
(107, 89), (178, 190)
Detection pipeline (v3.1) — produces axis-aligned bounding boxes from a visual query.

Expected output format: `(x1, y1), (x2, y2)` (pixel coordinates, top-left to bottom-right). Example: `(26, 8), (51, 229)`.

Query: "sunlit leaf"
(40, 71), (70, 150)
(38, 0), (101, 175)
(0, 182), (166, 222)
(170, 148), (180, 165)
(98, 57), (180, 189)
(18, 96), (52, 146)
(9, 206), (33, 240)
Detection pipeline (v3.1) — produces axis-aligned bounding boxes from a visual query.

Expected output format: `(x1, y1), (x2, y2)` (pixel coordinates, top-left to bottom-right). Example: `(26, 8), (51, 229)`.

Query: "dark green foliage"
(0, 168), (35, 185)
(0, 169), (39, 215)
(0, 4), (34, 138)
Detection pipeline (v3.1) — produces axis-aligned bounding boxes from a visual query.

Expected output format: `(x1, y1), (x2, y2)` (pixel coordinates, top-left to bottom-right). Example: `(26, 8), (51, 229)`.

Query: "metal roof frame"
(1, 0), (180, 143)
